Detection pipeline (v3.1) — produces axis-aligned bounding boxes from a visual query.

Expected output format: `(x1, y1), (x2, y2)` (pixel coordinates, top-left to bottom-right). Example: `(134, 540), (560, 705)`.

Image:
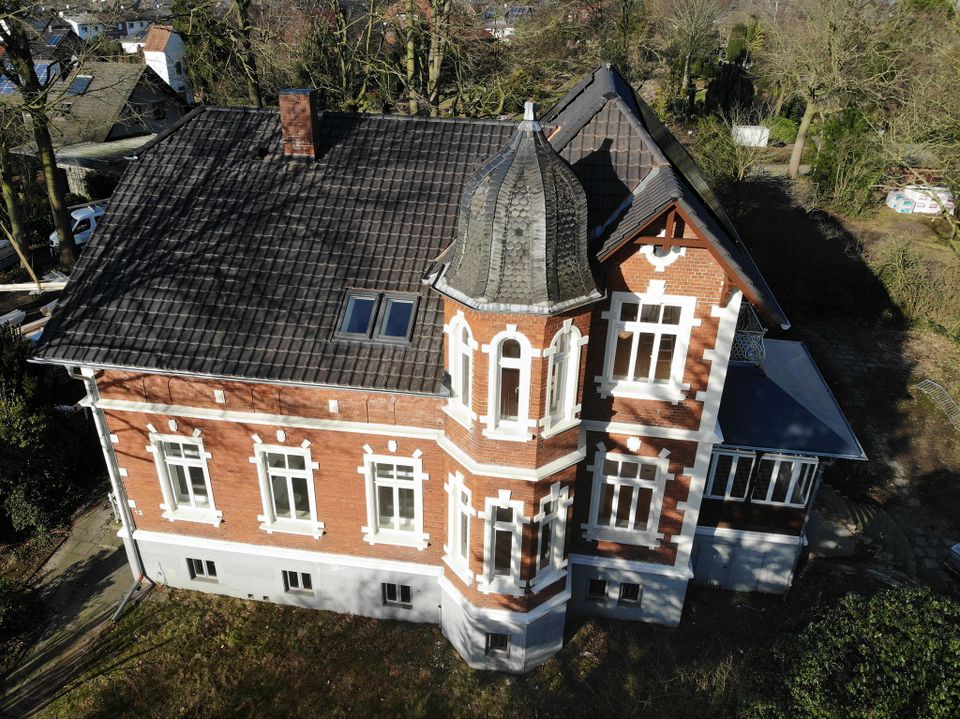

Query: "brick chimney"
(278, 89), (319, 160)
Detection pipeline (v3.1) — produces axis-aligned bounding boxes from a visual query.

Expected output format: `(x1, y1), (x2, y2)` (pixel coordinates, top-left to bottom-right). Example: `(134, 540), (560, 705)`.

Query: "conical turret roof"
(435, 102), (600, 314)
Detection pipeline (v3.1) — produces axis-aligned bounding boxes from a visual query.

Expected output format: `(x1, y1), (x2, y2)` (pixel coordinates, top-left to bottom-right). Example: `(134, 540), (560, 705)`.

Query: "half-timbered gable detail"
(34, 65), (864, 674)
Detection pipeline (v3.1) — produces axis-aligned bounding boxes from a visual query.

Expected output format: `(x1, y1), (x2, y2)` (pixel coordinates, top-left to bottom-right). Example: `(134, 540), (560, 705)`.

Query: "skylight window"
(66, 74), (92, 96)
(336, 291), (418, 344)
(48, 34), (65, 46)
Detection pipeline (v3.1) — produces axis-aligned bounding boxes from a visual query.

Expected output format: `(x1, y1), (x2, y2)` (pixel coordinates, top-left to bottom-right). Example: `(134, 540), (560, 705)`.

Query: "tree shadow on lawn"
(727, 178), (916, 503)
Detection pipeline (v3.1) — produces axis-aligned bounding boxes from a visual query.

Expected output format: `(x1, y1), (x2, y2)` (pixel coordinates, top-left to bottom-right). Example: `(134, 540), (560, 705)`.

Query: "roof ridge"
(203, 105), (519, 126)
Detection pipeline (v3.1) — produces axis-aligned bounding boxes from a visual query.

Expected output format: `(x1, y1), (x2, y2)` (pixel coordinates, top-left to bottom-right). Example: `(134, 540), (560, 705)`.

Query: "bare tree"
(757, 0), (908, 178)
(657, 0), (728, 119)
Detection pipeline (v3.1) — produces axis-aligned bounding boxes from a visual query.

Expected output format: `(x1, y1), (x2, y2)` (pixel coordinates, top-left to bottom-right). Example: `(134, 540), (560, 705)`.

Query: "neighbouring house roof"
(436, 110), (600, 314)
(35, 65), (791, 395)
(718, 340), (866, 460)
(143, 24), (173, 53)
(35, 109), (517, 394)
(39, 63), (160, 146)
(544, 64), (790, 330)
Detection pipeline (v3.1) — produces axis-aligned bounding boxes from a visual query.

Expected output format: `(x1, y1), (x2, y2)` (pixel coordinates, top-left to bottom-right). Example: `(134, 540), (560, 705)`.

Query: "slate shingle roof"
(436, 115), (600, 314)
(35, 108), (516, 394)
(546, 64), (790, 330)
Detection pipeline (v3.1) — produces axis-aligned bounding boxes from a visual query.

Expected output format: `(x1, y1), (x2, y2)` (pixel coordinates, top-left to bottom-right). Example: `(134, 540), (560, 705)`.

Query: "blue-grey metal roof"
(718, 339), (866, 460)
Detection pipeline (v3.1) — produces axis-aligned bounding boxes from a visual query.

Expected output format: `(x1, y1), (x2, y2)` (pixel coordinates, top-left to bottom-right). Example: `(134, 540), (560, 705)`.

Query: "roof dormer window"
(335, 290), (418, 344)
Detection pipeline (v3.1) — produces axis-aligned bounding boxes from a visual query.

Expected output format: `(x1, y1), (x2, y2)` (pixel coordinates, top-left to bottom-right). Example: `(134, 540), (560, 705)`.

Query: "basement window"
(485, 632), (510, 655)
(335, 290), (418, 344)
(382, 582), (412, 607)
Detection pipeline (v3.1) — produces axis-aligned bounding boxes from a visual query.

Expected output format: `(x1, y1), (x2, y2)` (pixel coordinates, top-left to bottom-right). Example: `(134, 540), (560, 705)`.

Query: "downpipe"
(68, 366), (147, 580)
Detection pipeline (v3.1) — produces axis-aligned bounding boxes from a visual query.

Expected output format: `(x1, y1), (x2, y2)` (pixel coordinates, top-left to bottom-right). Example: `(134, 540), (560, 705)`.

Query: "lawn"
(36, 560), (883, 719)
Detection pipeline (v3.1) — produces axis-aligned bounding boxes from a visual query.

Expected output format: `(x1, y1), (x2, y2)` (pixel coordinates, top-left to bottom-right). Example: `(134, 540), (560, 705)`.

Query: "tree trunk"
(681, 52), (693, 121)
(34, 123), (77, 266)
(235, 0), (263, 109)
(0, 141), (37, 280)
(406, 0), (418, 114)
(789, 100), (816, 179)
(427, 0), (452, 116)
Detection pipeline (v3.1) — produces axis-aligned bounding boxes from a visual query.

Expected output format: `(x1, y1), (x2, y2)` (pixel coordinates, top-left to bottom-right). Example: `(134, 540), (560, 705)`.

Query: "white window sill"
(529, 566), (567, 593)
(481, 427), (533, 443)
(442, 402), (476, 430)
(595, 379), (687, 403)
(582, 525), (661, 549)
(161, 506), (223, 527)
(704, 495), (747, 503)
(442, 554), (474, 586)
(258, 517), (324, 539)
(477, 575), (525, 597)
(362, 528), (430, 550)
(540, 417), (580, 440)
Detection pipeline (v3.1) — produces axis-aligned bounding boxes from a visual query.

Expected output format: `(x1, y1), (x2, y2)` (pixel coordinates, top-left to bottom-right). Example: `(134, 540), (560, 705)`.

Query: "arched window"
(484, 330), (533, 440)
(544, 324), (582, 435)
(497, 339), (522, 422)
(446, 316), (475, 428)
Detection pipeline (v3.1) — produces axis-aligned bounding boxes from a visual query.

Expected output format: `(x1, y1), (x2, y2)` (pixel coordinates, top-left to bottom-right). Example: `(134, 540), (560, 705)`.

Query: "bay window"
(483, 329), (533, 440)
(531, 482), (570, 591)
(751, 454), (818, 507)
(705, 449), (756, 501)
(254, 444), (323, 538)
(584, 450), (667, 547)
(479, 493), (526, 595)
(543, 324), (583, 436)
(444, 472), (475, 583)
(599, 291), (696, 401)
(361, 453), (429, 549)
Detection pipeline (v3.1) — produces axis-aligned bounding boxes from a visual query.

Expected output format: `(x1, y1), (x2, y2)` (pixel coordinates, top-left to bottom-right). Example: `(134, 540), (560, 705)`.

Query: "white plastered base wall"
(439, 577), (568, 673)
(568, 558), (690, 627)
(132, 531), (442, 624)
(690, 528), (804, 593)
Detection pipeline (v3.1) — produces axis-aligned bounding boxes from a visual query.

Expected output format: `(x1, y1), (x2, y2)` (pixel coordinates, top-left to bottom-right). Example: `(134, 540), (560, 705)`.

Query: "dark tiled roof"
(35, 108), (516, 394)
(436, 115), (600, 314)
(547, 64), (790, 330)
(719, 340), (866, 460)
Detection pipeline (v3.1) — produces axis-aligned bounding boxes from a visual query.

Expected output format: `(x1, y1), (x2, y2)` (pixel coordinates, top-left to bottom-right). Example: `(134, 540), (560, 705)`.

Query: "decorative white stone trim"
(276, 429), (286, 443)
(358, 452), (429, 550)
(90, 398), (443, 441)
(118, 467), (128, 477)
(328, 399), (339, 414)
(582, 448), (670, 548)
(542, 323), (586, 438)
(569, 553), (694, 579)
(146, 423), (157, 434)
(595, 290), (697, 402)
(529, 482), (572, 593)
(148, 431), (223, 527)
(167, 419), (178, 432)
(626, 437), (642, 452)
(250, 443), (324, 539)
(251, 433), (262, 444)
(438, 575), (571, 629)
(443, 471), (476, 585)
(213, 389), (226, 404)
(580, 420), (722, 444)
(109, 433), (120, 444)
(481, 327), (537, 441)
(388, 440), (398, 452)
(300, 439), (311, 449)
(694, 526), (806, 546)
(639, 244), (686, 272)
(477, 491), (529, 596)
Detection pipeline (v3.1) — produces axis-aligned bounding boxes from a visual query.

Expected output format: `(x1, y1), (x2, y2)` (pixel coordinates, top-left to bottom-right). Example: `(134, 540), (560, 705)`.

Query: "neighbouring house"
(142, 25), (192, 103)
(58, 12), (106, 41)
(33, 65), (864, 673)
(17, 62), (190, 197)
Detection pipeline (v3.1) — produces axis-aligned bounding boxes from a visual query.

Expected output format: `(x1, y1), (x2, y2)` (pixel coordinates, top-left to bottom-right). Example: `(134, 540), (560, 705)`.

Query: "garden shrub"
(740, 586), (960, 719)
(762, 116), (799, 145)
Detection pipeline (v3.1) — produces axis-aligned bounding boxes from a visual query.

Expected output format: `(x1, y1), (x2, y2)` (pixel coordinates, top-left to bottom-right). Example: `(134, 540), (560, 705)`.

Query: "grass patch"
(39, 589), (748, 719)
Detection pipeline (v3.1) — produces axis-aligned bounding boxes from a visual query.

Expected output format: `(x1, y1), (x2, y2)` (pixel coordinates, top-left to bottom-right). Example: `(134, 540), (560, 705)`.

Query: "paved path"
(0, 502), (137, 718)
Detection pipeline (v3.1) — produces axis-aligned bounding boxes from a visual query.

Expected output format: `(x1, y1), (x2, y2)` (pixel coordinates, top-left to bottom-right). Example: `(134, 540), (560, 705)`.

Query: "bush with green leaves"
(811, 110), (887, 215)
(0, 325), (104, 536)
(740, 586), (960, 719)
(762, 116), (799, 145)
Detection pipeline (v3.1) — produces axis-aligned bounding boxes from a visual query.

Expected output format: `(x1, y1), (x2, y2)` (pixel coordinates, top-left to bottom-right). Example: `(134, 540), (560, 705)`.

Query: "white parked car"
(50, 203), (107, 249)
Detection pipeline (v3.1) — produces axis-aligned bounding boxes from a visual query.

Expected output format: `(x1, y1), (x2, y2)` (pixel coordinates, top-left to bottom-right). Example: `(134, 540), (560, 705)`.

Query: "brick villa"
(34, 65), (864, 672)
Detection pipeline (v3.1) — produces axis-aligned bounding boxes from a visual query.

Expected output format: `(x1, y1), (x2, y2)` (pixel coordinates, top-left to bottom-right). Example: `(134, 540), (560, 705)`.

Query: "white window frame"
(596, 288), (697, 403)
(705, 448), (757, 501)
(359, 452), (429, 550)
(478, 490), (528, 596)
(583, 446), (669, 548)
(443, 471), (476, 585)
(147, 432), (222, 527)
(530, 482), (572, 593)
(251, 443), (323, 539)
(281, 569), (313, 595)
(443, 312), (478, 429)
(481, 326), (538, 442)
(187, 557), (217, 582)
(381, 582), (413, 607)
(751, 454), (819, 508)
(541, 321), (587, 438)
